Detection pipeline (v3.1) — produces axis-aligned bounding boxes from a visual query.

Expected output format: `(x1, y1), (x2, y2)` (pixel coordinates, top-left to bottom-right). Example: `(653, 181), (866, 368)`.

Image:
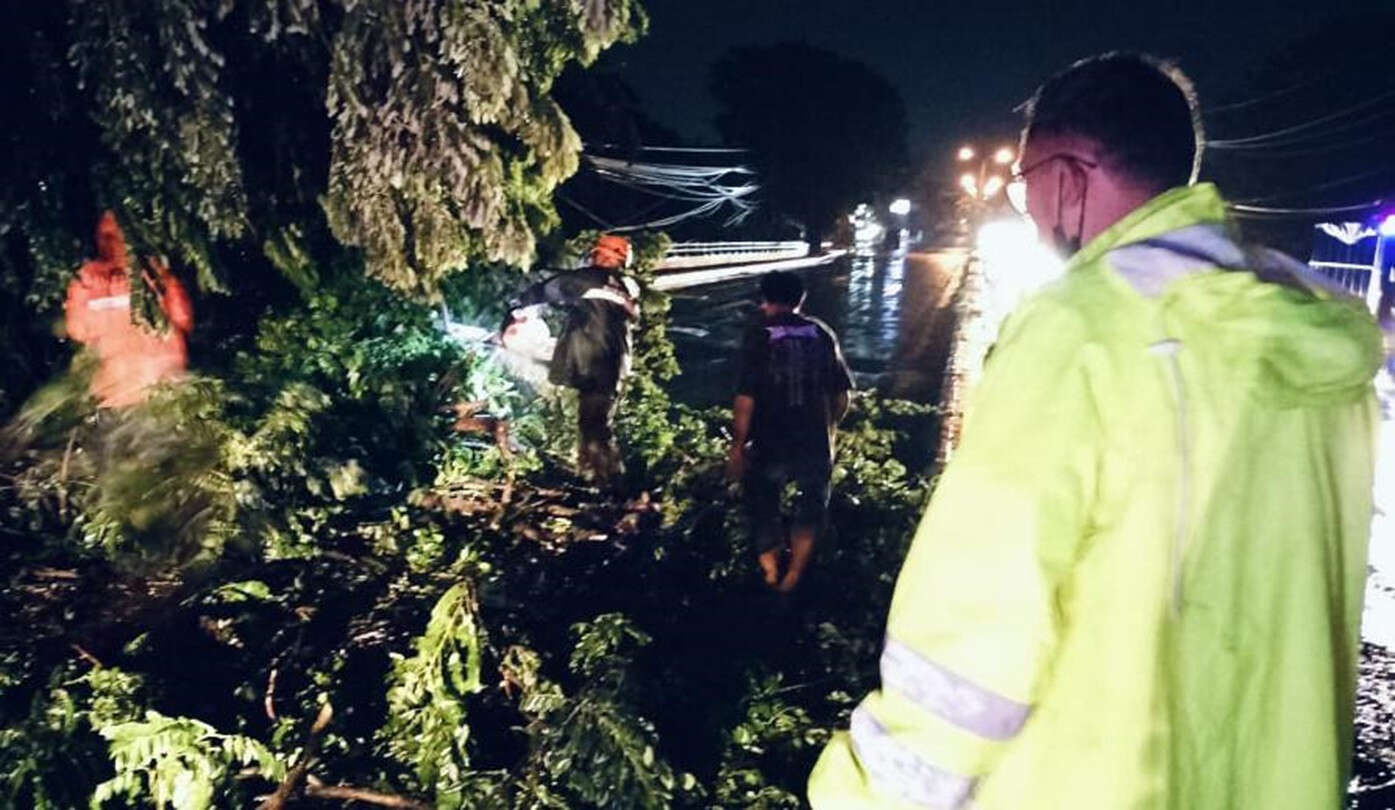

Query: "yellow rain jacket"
(809, 184), (1383, 810)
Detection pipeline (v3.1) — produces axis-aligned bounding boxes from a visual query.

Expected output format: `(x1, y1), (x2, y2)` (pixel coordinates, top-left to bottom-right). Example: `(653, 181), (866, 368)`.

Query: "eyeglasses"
(1005, 153), (1098, 214)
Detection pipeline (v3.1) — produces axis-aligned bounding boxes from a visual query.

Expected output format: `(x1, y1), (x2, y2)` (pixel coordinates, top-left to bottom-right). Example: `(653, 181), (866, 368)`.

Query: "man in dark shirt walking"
(728, 271), (853, 592)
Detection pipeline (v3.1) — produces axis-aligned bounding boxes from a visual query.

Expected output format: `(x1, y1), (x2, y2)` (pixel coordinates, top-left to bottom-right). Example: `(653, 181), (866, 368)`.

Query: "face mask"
(1049, 165), (1088, 258)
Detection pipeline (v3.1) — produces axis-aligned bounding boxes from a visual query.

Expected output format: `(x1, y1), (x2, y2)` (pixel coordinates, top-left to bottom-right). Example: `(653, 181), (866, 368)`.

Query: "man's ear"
(1059, 161), (1090, 205)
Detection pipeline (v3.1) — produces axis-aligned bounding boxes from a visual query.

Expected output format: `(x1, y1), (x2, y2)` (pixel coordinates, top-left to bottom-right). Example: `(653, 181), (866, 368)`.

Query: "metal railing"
(1309, 261), (1378, 300)
(659, 241), (808, 269)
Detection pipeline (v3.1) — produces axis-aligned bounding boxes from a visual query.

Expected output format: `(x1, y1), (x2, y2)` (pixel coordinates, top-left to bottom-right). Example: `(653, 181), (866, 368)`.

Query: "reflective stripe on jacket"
(809, 183), (1382, 810)
(64, 262), (192, 407)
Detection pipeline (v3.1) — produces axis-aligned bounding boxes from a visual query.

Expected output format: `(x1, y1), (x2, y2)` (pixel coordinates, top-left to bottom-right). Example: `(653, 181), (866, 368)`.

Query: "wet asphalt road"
(666, 249), (969, 408)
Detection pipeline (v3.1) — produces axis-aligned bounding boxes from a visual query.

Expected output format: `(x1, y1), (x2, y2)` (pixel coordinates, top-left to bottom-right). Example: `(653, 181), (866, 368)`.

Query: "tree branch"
(264, 667), (278, 721)
(304, 783), (431, 809)
(70, 643), (104, 669)
(258, 701), (333, 810)
(58, 427), (78, 518)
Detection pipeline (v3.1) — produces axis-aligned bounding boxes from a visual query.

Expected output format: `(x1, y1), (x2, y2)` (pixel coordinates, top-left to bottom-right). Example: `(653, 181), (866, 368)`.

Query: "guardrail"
(659, 240), (808, 269)
(1310, 261), (1377, 300)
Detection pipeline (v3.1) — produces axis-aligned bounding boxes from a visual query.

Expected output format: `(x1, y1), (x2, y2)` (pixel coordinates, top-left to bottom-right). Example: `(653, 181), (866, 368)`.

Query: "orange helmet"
(590, 234), (631, 269)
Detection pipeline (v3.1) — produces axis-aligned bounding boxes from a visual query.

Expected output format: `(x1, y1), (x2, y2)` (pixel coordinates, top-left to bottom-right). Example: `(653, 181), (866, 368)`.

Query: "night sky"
(602, 0), (1381, 163)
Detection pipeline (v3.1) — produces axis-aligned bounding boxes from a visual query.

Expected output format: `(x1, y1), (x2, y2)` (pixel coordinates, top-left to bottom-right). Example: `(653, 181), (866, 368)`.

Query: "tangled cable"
(568, 145), (760, 232)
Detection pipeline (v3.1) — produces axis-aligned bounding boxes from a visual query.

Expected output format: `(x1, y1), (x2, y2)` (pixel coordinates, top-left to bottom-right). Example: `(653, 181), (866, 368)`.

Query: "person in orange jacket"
(64, 212), (193, 407)
(502, 234), (640, 485)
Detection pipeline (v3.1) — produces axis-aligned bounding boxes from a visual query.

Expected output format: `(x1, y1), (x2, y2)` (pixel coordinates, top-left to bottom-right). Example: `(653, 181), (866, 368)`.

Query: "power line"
(557, 192), (614, 229)
(1235, 166), (1395, 204)
(1228, 199), (1384, 217)
(1208, 104), (1395, 152)
(633, 145), (750, 154)
(1202, 71), (1339, 115)
(601, 175), (758, 204)
(584, 142), (750, 154)
(583, 157), (758, 206)
(1205, 129), (1388, 159)
(585, 155), (756, 177)
(607, 200), (732, 232)
(570, 153), (760, 232)
(1207, 87), (1395, 148)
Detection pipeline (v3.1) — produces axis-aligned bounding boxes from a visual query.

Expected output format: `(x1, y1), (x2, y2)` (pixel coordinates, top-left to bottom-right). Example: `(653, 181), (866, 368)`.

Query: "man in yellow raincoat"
(809, 52), (1383, 810)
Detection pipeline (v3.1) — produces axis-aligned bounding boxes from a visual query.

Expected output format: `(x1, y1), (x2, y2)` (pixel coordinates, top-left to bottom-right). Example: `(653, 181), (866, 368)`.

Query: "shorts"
(743, 455), (832, 554)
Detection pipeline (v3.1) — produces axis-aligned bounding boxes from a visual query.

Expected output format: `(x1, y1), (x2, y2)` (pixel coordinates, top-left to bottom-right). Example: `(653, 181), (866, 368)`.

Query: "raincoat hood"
(1163, 266), (1382, 407)
(1086, 183), (1383, 408)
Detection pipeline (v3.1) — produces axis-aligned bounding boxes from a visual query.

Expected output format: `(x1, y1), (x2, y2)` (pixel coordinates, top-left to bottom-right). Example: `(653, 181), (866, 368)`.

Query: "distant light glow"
(854, 222), (884, 245)
(959, 173), (978, 196)
(1381, 214), (1395, 236)
(957, 146), (976, 162)
(851, 203), (883, 246)
(982, 176), (1005, 198)
(889, 198), (912, 216)
(993, 147), (1015, 165)
(975, 219), (1064, 316)
(976, 219), (1039, 262)
(948, 221), (1064, 458)
(1316, 222), (1377, 245)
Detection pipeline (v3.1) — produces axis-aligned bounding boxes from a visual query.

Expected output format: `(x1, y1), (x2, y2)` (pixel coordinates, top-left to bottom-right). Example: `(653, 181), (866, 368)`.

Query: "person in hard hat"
(64, 211), (193, 408)
(727, 270), (852, 592)
(504, 234), (640, 484)
(809, 52), (1383, 810)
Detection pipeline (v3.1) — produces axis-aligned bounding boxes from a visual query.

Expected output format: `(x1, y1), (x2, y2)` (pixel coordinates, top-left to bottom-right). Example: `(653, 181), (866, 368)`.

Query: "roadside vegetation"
(0, 4), (936, 807)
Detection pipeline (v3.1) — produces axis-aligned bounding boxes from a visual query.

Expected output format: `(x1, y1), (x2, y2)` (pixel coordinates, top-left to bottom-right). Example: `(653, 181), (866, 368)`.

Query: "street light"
(955, 144), (1015, 202)
(888, 198), (912, 216)
(950, 143), (1015, 245)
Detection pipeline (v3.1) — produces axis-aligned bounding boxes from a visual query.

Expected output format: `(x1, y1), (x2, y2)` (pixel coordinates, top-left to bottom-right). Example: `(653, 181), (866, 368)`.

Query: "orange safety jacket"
(64, 259), (192, 408)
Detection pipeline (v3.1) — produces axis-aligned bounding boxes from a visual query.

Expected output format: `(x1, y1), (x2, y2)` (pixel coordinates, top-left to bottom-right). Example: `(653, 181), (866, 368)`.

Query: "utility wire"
(584, 142), (750, 154)
(1207, 87), (1395, 147)
(1208, 104), (1395, 151)
(557, 192), (614, 229)
(586, 154), (756, 177)
(600, 175), (759, 204)
(1205, 129), (1389, 159)
(1235, 165), (1395, 204)
(608, 200), (740, 232)
(571, 153), (760, 232)
(1202, 71), (1339, 115)
(632, 145), (749, 154)
(1228, 199), (1384, 217)
(584, 158), (757, 195)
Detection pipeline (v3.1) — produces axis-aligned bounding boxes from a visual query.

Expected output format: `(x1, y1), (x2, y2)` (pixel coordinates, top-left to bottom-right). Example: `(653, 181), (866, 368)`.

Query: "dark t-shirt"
(736, 311), (853, 465)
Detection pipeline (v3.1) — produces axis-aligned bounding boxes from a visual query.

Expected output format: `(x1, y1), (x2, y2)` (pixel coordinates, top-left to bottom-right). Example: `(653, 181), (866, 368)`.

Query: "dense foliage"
(0, 2), (943, 807)
(0, 0), (650, 414)
(1, 243), (936, 808)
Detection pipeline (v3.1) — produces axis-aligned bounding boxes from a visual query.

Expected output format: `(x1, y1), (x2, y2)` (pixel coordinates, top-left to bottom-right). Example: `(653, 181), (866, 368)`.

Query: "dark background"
(573, 1), (1395, 255)
(604, 0), (1382, 160)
